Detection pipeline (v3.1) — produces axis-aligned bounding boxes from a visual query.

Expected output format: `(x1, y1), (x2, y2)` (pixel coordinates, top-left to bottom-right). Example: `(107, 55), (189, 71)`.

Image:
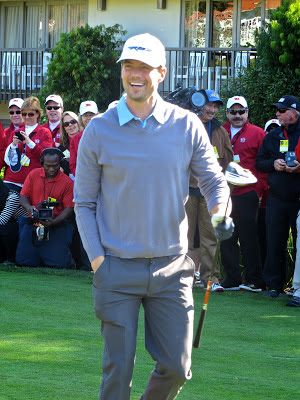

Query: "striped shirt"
(0, 191), (28, 225)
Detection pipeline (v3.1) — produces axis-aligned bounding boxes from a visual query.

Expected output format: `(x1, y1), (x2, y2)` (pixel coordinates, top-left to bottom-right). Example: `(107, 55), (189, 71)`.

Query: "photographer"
(15, 148), (74, 268)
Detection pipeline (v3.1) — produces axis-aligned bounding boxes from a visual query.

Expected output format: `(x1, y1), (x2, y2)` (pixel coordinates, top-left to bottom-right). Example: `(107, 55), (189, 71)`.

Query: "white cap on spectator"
(117, 33), (166, 68)
(226, 96), (248, 109)
(44, 94), (63, 107)
(264, 119), (280, 132)
(79, 100), (98, 115)
(8, 98), (24, 109)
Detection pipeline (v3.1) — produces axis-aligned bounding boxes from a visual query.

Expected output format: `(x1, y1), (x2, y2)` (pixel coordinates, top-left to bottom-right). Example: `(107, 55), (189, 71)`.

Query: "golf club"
(193, 162), (257, 348)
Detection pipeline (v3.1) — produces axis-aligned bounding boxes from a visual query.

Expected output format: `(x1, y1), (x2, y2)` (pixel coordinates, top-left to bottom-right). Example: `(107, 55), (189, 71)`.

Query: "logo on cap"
(128, 46), (151, 52)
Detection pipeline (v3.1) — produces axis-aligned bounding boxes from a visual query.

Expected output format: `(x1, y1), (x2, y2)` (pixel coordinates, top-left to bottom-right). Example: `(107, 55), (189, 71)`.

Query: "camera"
(285, 151), (297, 167)
(15, 130), (25, 141)
(165, 85), (209, 113)
(32, 200), (59, 220)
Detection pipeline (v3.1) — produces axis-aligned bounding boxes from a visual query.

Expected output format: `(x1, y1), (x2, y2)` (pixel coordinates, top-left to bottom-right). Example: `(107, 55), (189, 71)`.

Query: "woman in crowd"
(3, 96), (52, 192)
(0, 178), (27, 263)
(69, 101), (99, 177)
(69, 101), (99, 271)
(58, 111), (82, 178)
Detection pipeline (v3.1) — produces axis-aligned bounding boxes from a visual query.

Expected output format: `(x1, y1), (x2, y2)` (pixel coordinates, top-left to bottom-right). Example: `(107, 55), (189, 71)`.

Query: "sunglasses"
(63, 119), (77, 127)
(276, 108), (291, 114)
(9, 110), (22, 115)
(46, 106), (61, 111)
(22, 112), (36, 117)
(228, 109), (248, 115)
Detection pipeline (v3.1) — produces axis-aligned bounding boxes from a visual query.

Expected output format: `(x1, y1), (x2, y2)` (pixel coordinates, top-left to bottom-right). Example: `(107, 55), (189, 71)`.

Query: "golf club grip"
(193, 307), (206, 348)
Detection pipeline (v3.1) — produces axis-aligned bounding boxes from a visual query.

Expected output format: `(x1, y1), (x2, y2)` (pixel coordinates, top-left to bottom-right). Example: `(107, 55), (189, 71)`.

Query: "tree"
(40, 24), (126, 113)
(221, 0), (300, 128)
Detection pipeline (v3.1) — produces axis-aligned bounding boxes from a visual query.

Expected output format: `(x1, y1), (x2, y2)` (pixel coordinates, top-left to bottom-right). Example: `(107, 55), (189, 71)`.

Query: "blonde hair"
(21, 96), (42, 122)
(60, 111), (82, 148)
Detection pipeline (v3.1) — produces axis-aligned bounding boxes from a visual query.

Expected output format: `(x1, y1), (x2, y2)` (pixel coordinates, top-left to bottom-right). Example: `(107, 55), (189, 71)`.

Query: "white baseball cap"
(8, 98), (24, 109)
(44, 94), (63, 107)
(226, 96), (248, 109)
(264, 119), (280, 132)
(118, 33), (166, 68)
(79, 100), (98, 116)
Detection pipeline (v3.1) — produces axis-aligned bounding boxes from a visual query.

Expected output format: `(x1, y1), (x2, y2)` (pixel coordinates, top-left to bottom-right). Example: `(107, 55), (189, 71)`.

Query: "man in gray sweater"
(74, 33), (233, 400)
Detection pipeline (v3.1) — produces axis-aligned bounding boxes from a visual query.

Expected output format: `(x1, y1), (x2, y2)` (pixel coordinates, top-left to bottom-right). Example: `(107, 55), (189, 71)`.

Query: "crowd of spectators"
(0, 91), (299, 306)
(0, 95), (99, 271)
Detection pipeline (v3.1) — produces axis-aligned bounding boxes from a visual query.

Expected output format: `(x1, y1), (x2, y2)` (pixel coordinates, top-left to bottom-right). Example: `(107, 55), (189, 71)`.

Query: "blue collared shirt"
(117, 95), (164, 129)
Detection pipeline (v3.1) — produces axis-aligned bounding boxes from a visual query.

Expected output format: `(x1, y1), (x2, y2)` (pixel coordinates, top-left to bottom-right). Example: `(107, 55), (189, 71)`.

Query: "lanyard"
(43, 177), (56, 201)
(208, 120), (212, 142)
(282, 127), (288, 140)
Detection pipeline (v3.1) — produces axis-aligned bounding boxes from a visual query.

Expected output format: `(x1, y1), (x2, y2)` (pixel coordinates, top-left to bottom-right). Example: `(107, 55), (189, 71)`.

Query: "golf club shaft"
(193, 241), (220, 348)
(193, 184), (233, 349)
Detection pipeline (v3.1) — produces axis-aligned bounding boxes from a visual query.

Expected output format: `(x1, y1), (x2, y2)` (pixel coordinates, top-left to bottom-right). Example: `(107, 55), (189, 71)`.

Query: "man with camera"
(15, 147), (74, 268)
(256, 95), (300, 297)
(185, 90), (233, 291)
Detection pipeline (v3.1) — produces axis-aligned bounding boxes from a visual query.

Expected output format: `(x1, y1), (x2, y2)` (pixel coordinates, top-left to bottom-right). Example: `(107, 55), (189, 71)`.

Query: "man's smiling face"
(121, 59), (166, 105)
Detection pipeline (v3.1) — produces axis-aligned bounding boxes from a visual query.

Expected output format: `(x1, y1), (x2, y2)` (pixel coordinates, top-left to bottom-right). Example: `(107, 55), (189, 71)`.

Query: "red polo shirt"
(21, 168), (74, 219)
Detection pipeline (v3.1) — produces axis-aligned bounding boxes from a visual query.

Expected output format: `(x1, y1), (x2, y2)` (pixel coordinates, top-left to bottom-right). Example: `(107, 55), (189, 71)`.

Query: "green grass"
(0, 266), (299, 400)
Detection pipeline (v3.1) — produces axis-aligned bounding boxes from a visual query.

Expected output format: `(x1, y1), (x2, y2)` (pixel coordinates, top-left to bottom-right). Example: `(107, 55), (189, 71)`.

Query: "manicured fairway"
(0, 266), (299, 399)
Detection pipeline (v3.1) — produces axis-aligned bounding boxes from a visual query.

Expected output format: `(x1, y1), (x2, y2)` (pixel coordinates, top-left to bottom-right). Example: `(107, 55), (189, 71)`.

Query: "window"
(211, 1), (233, 48)
(184, 1), (233, 48)
(0, 1), (87, 49)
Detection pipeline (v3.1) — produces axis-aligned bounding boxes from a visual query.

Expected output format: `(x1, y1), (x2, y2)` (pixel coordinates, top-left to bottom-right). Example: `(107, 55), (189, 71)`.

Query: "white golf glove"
(211, 214), (234, 241)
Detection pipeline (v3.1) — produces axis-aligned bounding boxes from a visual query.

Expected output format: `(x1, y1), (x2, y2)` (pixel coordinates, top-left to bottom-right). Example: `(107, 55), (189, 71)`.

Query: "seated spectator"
(16, 148), (74, 269)
(0, 178), (27, 264)
(3, 96), (52, 193)
(70, 101), (99, 177)
(42, 94), (64, 147)
(58, 111), (83, 177)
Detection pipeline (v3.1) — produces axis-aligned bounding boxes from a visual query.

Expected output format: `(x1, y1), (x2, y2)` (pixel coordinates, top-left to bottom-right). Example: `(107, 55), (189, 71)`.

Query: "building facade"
(0, 0), (281, 119)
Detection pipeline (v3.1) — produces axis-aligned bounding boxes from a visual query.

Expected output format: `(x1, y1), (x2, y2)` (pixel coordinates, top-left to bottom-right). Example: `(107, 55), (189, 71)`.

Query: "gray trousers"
(92, 255), (194, 400)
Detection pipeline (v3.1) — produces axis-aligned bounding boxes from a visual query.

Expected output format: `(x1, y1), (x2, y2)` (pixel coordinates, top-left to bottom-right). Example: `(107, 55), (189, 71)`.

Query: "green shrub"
(40, 24), (126, 113)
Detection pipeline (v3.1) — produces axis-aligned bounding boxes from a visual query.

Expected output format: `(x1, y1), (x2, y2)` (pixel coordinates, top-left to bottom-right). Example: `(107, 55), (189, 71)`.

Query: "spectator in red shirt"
(69, 101), (99, 177)
(3, 96), (52, 193)
(1, 98), (25, 170)
(42, 94), (64, 147)
(221, 96), (267, 292)
(0, 121), (5, 171)
(16, 148), (74, 268)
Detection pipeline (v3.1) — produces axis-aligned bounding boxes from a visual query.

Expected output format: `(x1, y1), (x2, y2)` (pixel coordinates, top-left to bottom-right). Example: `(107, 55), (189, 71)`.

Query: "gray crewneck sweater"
(74, 97), (229, 261)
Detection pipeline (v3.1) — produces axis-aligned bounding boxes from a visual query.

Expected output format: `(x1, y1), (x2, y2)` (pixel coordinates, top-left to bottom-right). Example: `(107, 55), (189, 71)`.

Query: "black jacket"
(256, 119), (300, 201)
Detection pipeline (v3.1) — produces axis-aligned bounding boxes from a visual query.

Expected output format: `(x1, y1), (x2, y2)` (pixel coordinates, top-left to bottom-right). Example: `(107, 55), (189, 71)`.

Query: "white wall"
(87, 0), (182, 47)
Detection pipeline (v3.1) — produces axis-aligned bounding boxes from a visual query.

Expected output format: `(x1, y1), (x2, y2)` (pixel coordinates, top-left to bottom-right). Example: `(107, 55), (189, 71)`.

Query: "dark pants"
(16, 216), (73, 268)
(263, 193), (298, 292)
(0, 221), (19, 262)
(220, 190), (262, 286)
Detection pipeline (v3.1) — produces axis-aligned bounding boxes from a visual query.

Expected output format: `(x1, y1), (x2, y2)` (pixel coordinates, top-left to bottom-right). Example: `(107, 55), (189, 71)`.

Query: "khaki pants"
(185, 195), (219, 286)
(93, 255), (194, 400)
